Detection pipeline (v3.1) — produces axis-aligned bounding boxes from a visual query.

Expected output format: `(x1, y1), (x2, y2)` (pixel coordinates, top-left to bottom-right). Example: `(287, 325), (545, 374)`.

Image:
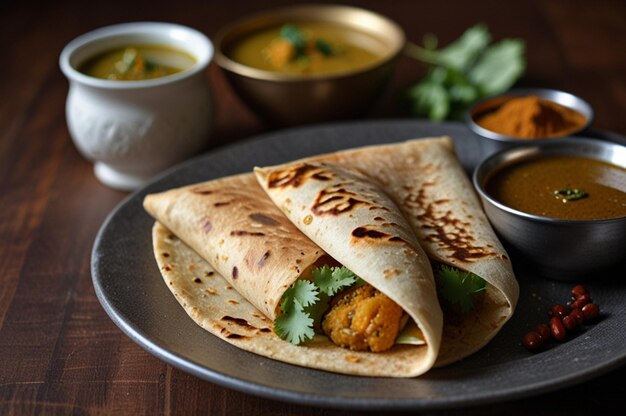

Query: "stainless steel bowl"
(467, 88), (594, 158)
(214, 4), (405, 126)
(473, 137), (626, 280)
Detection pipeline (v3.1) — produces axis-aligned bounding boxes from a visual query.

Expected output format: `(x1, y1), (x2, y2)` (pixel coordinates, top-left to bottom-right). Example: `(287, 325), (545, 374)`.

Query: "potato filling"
(322, 283), (404, 352)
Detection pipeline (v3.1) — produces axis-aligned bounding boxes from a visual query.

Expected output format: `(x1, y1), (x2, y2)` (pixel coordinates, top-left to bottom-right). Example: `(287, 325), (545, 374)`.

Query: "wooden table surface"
(1, 0), (625, 414)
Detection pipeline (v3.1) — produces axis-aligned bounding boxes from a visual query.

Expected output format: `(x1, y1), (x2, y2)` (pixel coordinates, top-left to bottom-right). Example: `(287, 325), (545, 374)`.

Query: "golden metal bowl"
(214, 4), (405, 126)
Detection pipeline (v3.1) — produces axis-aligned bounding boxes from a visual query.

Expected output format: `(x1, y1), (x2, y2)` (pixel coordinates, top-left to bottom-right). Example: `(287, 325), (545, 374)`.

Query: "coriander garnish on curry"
(230, 22), (383, 75)
(485, 155), (626, 220)
(79, 45), (195, 81)
(553, 188), (588, 203)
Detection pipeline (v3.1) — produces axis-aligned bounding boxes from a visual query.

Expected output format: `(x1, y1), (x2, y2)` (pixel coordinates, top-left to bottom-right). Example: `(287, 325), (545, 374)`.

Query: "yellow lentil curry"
(79, 45), (196, 81)
(230, 23), (384, 75)
(485, 155), (626, 220)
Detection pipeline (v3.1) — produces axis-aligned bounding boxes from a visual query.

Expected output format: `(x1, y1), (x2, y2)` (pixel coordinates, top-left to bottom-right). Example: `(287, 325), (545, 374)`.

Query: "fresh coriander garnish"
(274, 280), (317, 344)
(315, 39), (334, 56)
(274, 266), (361, 345)
(436, 265), (486, 313)
(312, 265), (360, 296)
(280, 24), (307, 56)
(404, 24), (526, 121)
(279, 24), (335, 59)
(553, 188), (588, 202)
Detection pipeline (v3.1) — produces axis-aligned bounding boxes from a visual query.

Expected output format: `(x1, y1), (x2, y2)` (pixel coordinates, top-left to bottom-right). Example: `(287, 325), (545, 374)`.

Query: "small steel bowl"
(467, 88), (594, 158)
(473, 137), (626, 280)
(214, 4), (405, 126)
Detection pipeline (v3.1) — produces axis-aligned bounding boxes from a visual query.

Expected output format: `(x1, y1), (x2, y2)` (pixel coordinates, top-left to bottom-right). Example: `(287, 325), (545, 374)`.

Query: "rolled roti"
(144, 174), (325, 320)
(255, 136), (519, 366)
(144, 173), (440, 377)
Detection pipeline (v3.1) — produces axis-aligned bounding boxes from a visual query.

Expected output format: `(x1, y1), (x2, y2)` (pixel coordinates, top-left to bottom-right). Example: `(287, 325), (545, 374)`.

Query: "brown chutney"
(485, 154), (626, 220)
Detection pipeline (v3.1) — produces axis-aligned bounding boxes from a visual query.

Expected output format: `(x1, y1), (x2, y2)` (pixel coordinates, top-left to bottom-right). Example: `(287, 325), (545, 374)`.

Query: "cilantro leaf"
(315, 39), (334, 56)
(436, 265), (486, 313)
(468, 38), (525, 95)
(305, 292), (331, 329)
(407, 80), (450, 121)
(312, 265), (359, 296)
(280, 24), (306, 47)
(404, 24), (526, 121)
(280, 279), (318, 312)
(431, 24), (491, 71)
(405, 24), (490, 71)
(275, 266), (362, 345)
(280, 24), (307, 56)
(274, 299), (315, 345)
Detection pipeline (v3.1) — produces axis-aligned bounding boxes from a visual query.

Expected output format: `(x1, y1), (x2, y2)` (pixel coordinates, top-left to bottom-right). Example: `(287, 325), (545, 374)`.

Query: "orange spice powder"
(477, 96), (587, 139)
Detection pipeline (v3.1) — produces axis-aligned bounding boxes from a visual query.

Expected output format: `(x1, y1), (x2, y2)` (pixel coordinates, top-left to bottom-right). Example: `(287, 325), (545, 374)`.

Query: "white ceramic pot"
(60, 22), (213, 190)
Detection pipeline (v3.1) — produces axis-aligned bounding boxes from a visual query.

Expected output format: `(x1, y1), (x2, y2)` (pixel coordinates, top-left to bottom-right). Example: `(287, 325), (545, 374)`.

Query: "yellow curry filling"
(275, 263), (485, 352)
(323, 283), (404, 352)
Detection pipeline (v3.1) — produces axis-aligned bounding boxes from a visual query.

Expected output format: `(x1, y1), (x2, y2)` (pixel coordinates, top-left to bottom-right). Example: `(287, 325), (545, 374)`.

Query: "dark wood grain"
(1, 0), (625, 414)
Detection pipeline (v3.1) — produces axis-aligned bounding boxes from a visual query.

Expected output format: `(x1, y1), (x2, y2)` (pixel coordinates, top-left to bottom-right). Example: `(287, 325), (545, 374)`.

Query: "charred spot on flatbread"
(312, 185), (369, 216)
(351, 227), (408, 245)
(200, 217), (212, 233)
(222, 316), (254, 328)
(219, 316), (272, 338)
(352, 227), (387, 239)
(230, 230), (266, 237)
(267, 163), (334, 189)
(190, 187), (213, 195)
(404, 186), (495, 262)
(258, 250), (271, 267)
(249, 213), (280, 225)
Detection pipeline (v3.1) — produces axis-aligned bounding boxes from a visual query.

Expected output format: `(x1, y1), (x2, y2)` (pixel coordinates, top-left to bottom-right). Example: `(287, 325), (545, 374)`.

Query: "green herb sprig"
(274, 266), (362, 345)
(436, 265), (486, 313)
(279, 24), (335, 59)
(553, 188), (588, 202)
(280, 24), (308, 57)
(404, 24), (526, 121)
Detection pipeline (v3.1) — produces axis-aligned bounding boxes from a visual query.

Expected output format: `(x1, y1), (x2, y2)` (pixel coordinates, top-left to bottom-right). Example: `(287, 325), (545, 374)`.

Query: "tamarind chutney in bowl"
(473, 137), (626, 280)
(485, 154), (626, 220)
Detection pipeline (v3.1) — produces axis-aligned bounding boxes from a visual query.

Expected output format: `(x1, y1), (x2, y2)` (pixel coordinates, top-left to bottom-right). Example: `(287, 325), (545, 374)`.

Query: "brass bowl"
(214, 4), (405, 126)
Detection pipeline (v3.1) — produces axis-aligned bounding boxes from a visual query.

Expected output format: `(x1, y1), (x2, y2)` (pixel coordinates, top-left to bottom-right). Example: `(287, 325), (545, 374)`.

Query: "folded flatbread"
(144, 136), (518, 377)
(255, 136), (519, 365)
(144, 173), (440, 377)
